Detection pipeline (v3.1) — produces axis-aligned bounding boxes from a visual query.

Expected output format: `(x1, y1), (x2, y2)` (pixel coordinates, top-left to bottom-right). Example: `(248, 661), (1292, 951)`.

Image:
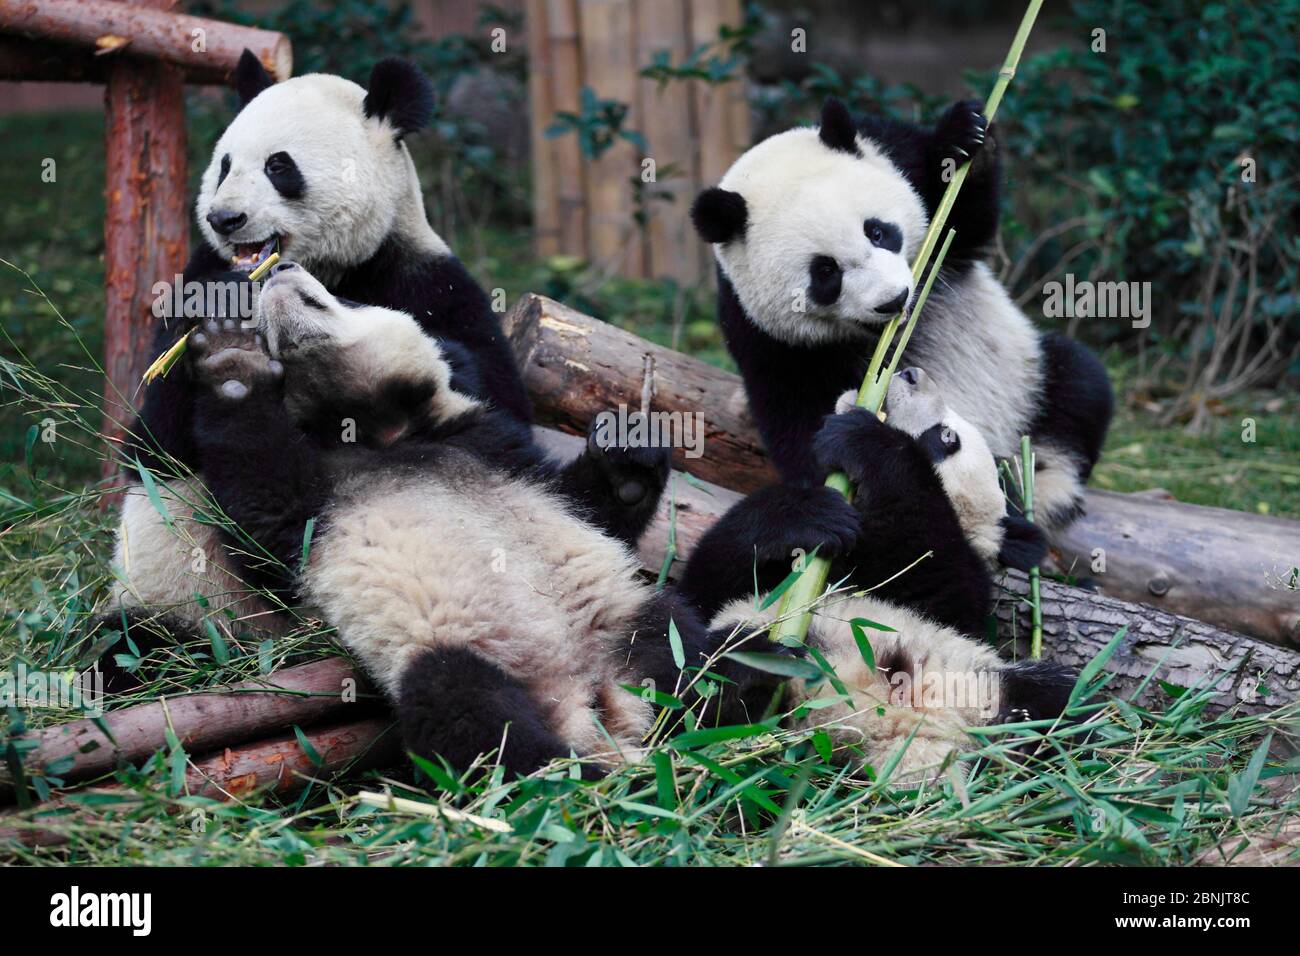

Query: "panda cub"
(691, 97), (1113, 532)
(113, 52), (528, 640)
(679, 369), (1075, 780)
(181, 262), (759, 776)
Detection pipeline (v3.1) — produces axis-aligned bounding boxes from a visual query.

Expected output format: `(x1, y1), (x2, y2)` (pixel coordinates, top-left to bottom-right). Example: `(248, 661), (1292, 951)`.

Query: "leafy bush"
(996, 0), (1299, 424)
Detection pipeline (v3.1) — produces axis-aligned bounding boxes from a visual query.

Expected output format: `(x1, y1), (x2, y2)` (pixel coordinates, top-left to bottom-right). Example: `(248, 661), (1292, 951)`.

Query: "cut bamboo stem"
(1021, 434), (1043, 658)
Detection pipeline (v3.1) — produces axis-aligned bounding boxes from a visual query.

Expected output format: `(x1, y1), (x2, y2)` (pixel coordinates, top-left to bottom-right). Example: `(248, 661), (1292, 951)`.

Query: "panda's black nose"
(874, 289), (909, 315)
(270, 261), (298, 275)
(206, 209), (247, 236)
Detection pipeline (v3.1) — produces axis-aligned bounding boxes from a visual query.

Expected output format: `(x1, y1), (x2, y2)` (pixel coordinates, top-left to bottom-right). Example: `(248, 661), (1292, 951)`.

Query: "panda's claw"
(584, 413), (671, 507)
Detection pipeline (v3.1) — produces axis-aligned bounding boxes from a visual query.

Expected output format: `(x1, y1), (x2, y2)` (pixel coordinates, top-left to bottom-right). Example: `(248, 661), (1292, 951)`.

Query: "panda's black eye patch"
(808, 255), (842, 307)
(864, 219), (902, 253)
(264, 151), (305, 199)
(218, 154), (231, 187)
(297, 290), (328, 311)
(917, 423), (961, 462)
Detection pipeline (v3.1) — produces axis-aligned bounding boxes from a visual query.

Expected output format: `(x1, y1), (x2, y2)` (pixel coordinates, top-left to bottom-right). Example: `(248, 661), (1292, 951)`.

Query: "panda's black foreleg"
(188, 320), (333, 598)
(676, 483), (860, 619)
(397, 647), (582, 779)
(624, 589), (784, 729)
(551, 415), (671, 546)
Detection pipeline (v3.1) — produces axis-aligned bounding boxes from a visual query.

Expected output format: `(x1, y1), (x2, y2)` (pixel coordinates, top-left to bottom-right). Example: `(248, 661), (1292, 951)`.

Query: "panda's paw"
(755, 485), (860, 562)
(584, 413), (671, 507)
(813, 407), (899, 483)
(189, 319), (283, 402)
(935, 99), (989, 165)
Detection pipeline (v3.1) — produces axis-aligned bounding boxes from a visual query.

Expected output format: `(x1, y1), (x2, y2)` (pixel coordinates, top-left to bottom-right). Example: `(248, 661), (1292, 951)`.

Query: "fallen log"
(0, 658), (370, 800)
(0, 716), (400, 848)
(0, 0), (292, 82)
(996, 572), (1300, 717)
(504, 293), (1300, 646)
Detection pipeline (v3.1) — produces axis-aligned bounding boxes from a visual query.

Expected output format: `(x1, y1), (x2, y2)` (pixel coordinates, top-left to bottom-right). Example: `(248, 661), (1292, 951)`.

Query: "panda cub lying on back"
(691, 97), (1114, 531)
(183, 262), (763, 776)
(680, 370), (1075, 780)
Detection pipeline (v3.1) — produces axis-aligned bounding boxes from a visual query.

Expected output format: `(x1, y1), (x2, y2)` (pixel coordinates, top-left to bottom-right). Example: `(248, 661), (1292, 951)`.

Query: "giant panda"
(174, 261), (767, 776)
(110, 52), (529, 649)
(678, 368), (1076, 781)
(689, 97), (1113, 533)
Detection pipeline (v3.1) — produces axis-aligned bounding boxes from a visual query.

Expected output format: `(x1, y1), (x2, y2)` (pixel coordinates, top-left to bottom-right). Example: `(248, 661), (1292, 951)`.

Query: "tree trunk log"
(504, 293), (1300, 646)
(995, 572), (1300, 717)
(0, 658), (369, 800)
(0, 717), (400, 847)
(0, 0), (292, 82)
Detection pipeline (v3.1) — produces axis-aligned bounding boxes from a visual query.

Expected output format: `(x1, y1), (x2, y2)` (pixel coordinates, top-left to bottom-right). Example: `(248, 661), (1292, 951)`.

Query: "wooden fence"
(524, 0), (751, 282)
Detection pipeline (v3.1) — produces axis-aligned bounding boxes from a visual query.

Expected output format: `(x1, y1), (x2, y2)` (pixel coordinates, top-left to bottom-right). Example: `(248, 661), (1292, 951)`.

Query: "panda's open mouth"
(231, 236), (280, 272)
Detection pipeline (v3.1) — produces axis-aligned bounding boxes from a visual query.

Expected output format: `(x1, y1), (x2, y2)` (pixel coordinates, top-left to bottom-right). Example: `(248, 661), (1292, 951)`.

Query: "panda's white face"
(710, 127), (927, 346)
(883, 368), (1007, 564)
(197, 74), (432, 275)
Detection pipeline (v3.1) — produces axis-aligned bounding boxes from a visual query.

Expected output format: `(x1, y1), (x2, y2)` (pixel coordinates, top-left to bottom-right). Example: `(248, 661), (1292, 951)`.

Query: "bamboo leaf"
(1228, 733), (1272, 817)
(724, 650), (822, 681)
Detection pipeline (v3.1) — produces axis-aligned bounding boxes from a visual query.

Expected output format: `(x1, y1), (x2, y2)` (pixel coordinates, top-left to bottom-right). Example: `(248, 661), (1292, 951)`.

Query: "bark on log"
(0, 658), (370, 800)
(0, 35), (259, 85)
(504, 293), (1300, 645)
(0, 0), (292, 82)
(0, 717), (400, 847)
(996, 572), (1300, 717)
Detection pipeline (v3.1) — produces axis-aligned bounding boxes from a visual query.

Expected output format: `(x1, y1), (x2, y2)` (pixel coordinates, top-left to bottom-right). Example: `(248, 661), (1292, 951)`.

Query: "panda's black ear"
(691, 187), (748, 244)
(997, 515), (1049, 572)
(364, 59), (436, 138)
(235, 49), (275, 110)
(818, 97), (860, 155)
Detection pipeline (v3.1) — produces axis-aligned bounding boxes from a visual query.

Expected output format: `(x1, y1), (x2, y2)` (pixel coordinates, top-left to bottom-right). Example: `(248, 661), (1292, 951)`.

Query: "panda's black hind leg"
(397, 647), (580, 780)
(1027, 333), (1114, 528)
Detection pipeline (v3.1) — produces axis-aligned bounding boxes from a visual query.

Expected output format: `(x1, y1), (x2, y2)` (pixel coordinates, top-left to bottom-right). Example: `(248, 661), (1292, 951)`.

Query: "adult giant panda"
(679, 369), (1076, 780)
(111, 52), (529, 644)
(690, 97), (1113, 532)
(177, 262), (766, 775)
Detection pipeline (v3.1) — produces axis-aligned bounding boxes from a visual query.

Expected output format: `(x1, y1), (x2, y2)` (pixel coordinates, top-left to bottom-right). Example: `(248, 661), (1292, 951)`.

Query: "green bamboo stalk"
(1021, 435), (1043, 658)
(768, 0), (1045, 646)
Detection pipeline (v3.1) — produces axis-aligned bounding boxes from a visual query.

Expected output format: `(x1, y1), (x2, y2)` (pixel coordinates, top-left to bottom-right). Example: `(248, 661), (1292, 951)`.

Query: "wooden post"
(525, 0), (562, 257)
(636, 0), (699, 284)
(99, 0), (188, 471)
(545, 0), (588, 259)
(578, 0), (642, 276)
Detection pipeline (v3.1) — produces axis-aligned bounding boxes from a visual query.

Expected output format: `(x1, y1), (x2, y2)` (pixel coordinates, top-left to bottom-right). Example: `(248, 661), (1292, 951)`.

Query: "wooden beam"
(0, 35), (259, 85)
(0, 0), (292, 82)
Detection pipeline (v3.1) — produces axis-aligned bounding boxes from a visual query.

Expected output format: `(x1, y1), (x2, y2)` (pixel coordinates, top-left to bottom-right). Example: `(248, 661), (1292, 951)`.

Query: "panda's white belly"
(907, 263), (1043, 459)
(112, 480), (289, 634)
(302, 459), (656, 756)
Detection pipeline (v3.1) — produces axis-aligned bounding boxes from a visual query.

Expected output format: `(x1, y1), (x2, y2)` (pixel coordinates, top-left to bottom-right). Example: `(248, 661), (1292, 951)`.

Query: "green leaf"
(759, 546), (818, 611)
(202, 618), (229, 666)
(811, 729), (833, 763)
(669, 722), (774, 750)
(652, 751), (676, 810)
(1068, 626), (1127, 706)
(1228, 733), (1272, 817)
(849, 619), (882, 672)
(617, 682), (683, 710)
(667, 617), (685, 670)
(134, 458), (174, 530)
(723, 650), (822, 681)
(293, 725), (323, 768)
(300, 517), (316, 570)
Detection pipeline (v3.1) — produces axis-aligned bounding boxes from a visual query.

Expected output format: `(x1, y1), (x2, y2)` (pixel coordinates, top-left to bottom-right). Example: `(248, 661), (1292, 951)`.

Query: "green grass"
(1, 109), (1297, 865)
